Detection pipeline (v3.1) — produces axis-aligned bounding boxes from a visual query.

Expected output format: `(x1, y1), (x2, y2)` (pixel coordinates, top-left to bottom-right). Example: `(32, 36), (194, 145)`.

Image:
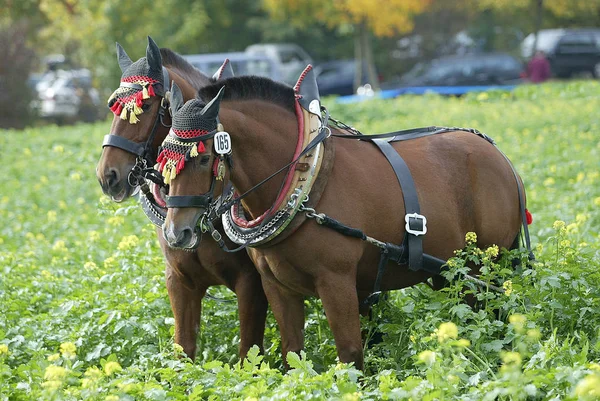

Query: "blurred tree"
(263, 0), (432, 91)
(0, 21), (36, 128)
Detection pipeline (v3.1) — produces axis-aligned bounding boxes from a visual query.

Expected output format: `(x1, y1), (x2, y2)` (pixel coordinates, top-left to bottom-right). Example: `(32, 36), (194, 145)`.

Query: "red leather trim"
(231, 99), (305, 228)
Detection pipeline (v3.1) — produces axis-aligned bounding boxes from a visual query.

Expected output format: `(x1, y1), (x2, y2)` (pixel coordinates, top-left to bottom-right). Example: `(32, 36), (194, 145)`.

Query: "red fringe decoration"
(525, 209), (533, 225)
(197, 142), (205, 153)
(115, 103), (123, 116)
(147, 84), (156, 97)
(110, 101), (120, 115)
(159, 158), (167, 172)
(136, 91), (143, 107)
(176, 157), (185, 174)
(212, 157), (220, 176)
(156, 151), (165, 164)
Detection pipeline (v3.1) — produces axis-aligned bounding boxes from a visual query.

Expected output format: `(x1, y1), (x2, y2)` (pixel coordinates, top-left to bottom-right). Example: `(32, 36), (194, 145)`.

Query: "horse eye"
(199, 156), (210, 166)
(141, 103), (151, 111)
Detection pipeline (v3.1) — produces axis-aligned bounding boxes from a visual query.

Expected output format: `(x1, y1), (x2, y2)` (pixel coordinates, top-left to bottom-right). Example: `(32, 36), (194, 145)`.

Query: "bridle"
(102, 67), (172, 196)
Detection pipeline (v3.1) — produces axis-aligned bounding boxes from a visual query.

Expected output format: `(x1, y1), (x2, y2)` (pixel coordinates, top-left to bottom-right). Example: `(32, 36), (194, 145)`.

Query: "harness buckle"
(405, 213), (427, 236)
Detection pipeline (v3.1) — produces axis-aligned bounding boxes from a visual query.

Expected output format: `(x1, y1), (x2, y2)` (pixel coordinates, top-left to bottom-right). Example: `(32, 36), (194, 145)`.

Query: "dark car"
(395, 53), (524, 87)
(315, 60), (376, 96)
(521, 29), (600, 78)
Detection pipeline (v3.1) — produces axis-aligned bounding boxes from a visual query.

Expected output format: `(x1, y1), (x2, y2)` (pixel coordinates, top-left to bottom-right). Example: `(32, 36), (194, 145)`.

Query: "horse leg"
(165, 264), (206, 360)
(317, 274), (364, 370)
(261, 280), (305, 367)
(234, 273), (268, 360)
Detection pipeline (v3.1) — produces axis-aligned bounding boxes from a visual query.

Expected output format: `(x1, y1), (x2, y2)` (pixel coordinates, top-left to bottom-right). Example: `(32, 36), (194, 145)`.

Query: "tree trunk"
(353, 23), (363, 93)
(362, 22), (380, 92)
(532, 0), (544, 55)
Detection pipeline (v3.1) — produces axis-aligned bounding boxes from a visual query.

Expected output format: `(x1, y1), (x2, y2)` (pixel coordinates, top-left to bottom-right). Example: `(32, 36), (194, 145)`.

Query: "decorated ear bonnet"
(157, 86), (225, 184)
(107, 38), (168, 124)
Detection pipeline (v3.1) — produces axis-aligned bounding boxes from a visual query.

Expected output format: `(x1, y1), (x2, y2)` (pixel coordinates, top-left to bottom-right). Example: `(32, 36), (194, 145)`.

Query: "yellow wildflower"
(24, 148), (32, 157)
(574, 373), (600, 398)
(417, 350), (436, 366)
(576, 213), (588, 224)
(52, 240), (68, 253)
(465, 232), (477, 244)
(485, 245), (499, 258)
(58, 200), (67, 210)
(341, 392), (362, 401)
(543, 177), (555, 186)
(42, 381), (62, 391)
(560, 240), (571, 247)
(52, 145), (64, 154)
(84, 261), (98, 271)
(553, 220), (566, 230)
(501, 351), (522, 367)
(437, 322), (458, 343)
(77, 197), (85, 205)
(47, 210), (57, 223)
(104, 256), (118, 269)
(454, 338), (471, 348)
(44, 365), (68, 381)
(509, 314), (526, 333)
(40, 176), (49, 184)
(104, 361), (122, 376)
(0, 344), (8, 355)
(594, 197), (600, 207)
(70, 172), (82, 181)
(576, 172), (585, 183)
(108, 216), (124, 226)
(36, 233), (45, 241)
(47, 353), (60, 362)
(527, 329), (541, 341)
(503, 280), (513, 296)
(477, 92), (489, 101)
(118, 235), (139, 251)
(85, 366), (103, 379)
(88, 231), (100, 242)
(60, 342), (76, 359)
(105, 396), (120, 401)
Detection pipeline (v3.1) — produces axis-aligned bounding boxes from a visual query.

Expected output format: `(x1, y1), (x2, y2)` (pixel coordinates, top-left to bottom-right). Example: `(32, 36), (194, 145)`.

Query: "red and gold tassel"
(147, 84), (156, 97)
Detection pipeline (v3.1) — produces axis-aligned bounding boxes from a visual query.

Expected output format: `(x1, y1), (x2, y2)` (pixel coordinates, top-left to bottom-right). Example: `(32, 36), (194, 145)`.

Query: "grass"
(0, 81), (599, 400)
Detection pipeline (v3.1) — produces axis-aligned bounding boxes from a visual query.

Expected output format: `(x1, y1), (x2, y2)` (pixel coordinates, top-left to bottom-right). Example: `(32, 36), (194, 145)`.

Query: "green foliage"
(0, 81), (599, 399)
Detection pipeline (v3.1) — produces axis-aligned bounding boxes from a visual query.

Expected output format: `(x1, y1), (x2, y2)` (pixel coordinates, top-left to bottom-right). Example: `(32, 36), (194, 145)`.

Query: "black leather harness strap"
(102, 134), (146, 157)
(372, 138), (426, 272)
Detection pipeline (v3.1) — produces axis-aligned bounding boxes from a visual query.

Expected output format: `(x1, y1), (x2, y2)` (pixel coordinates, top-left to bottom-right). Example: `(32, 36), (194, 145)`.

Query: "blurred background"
(1, 0), (599, 129)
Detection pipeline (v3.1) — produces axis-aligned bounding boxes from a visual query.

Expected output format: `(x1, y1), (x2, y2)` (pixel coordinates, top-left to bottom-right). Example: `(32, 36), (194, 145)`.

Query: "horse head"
(159, 84), (227, 249)
(96, 37), (203, 203)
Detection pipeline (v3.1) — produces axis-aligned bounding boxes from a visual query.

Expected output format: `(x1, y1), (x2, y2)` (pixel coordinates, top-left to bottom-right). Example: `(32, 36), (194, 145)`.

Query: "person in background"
(526, 50), (551, 83)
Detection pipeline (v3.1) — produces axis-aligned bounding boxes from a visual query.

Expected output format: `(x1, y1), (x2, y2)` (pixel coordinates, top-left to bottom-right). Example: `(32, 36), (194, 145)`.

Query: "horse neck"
(220, 100), (299, 219)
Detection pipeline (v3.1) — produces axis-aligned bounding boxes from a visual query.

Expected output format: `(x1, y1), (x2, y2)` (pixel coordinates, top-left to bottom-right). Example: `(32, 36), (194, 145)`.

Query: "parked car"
(184, 52), (282, 82)
(314, 60), (375, 96)
(245, 43), (312, 85)
(521, 29), (600, 78)
(33, 69), (101, 124)
(394, 53), (524, 87)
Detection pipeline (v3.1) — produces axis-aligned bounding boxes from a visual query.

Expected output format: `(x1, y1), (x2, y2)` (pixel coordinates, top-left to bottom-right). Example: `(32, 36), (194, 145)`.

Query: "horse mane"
(159, 48), (213, 91)
(198, 76), (296, 113)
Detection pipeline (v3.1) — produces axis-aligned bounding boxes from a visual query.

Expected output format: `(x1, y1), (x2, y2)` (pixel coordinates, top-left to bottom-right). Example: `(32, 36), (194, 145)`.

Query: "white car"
(245, 44), (313, 85)
(34, 69), (100, 124)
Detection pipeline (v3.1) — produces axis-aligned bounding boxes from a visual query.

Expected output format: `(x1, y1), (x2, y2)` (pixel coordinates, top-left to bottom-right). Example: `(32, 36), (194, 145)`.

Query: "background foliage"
(1, 82), (599, 399)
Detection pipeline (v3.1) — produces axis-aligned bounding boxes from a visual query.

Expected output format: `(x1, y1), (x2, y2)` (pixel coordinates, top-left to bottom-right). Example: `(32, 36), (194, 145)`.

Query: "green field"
(1, 82), (599, 400)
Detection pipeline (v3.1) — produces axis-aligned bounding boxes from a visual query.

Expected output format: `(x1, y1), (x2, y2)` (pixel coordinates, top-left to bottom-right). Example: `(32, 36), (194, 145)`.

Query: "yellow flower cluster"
(44, 365), (68, 381)
(574, 373), (600, 398)
(417, 350), (436, 366)
(503, 280), (513, 296)
(60, 342), (76, 359)
(465, 232), (477, 244)
(108, 216), (124, 226)
(0, 344), (8, 355)
(118, 235), (140, 251)
(436, 322), (458, 343)
(47, 210), (57, 223)
(52, 240), (68, 253)
(104, 361), (122, 376)
(485, 245), (499, 258)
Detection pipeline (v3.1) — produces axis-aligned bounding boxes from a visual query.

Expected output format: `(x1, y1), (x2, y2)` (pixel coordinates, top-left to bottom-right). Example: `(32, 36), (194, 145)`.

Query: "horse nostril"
(178, 227), (194, 247)
(106, 168), (120, 188)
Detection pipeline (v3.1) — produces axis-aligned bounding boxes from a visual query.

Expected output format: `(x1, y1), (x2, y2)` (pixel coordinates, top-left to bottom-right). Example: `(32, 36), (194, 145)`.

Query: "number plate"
(214, 131), (231, 155)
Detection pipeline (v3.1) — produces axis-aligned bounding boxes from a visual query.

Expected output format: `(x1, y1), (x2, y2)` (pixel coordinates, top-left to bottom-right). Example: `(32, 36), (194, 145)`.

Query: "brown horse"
(161, 72), (527, 370)
(95, 37), (267, 360)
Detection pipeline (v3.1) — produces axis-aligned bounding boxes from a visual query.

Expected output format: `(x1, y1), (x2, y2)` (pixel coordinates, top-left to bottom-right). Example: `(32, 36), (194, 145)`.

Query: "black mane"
(159, 48), (213, 90)
(198, 76), (296, 113)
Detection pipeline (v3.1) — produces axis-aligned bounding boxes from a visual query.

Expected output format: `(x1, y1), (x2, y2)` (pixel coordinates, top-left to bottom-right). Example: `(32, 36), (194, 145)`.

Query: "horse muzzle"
(162, 220), (201, 250)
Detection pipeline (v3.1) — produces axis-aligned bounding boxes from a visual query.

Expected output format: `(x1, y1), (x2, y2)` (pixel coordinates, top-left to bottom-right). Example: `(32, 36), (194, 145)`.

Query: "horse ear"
(200, 86), (225, 119)
(169, 82), (184, 115)
(146, 36), (162, 74)
(212, 59), (234, 80)
(116, 42), (133, 73)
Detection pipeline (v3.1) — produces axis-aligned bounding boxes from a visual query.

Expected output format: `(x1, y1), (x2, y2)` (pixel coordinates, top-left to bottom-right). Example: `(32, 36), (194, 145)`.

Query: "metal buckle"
(405, 213), (427, 236)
